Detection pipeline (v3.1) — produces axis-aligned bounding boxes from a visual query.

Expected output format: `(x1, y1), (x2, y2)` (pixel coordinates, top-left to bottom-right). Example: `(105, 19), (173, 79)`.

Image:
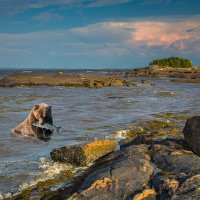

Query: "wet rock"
(119, 119), (181, 144)
(141, 80), (152, 84)
(183, 116), (200, 156)
(68, 145), (154, 200)
(0, 73), (129, 88)
(120, 135), (146, 149)
(50, 140), (117, 167)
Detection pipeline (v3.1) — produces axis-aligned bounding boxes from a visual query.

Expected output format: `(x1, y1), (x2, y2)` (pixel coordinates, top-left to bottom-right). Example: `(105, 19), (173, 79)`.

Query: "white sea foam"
(106, 129), (129, 141)
(15, 157), (74, 198)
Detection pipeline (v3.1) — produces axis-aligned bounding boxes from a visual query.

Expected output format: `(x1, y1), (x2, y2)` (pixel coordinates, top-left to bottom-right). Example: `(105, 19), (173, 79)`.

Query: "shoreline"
(0, 73), (130, 88)
(3, 111), (196, 200)
(0, 66), (200, 88)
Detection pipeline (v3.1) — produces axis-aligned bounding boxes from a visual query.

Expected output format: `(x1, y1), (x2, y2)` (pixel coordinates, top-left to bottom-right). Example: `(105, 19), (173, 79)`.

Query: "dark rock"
(183, 116), (200, 156)
(68, 145), (154, 200)
(150, 135), (200, 199)
(120, 135), (146, 149)
(172, 174), (200, 200)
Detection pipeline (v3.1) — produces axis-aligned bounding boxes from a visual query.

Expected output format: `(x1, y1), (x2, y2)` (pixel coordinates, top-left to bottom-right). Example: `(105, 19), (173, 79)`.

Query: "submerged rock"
(183, 116), (200, 156)
(50, 140), (117, 167)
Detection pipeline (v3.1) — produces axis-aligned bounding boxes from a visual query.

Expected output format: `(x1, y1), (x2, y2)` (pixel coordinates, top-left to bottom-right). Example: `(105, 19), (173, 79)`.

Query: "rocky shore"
(6, 115), (200, 200)
(0, 73), (130, 88)
(125, 65), (200, 84)
(1, 65), (200, 89)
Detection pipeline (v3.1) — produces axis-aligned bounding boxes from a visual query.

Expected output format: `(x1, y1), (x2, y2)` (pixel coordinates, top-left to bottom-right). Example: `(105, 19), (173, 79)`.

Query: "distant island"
(149, 57), (192, 68)
(126, 57), (200, 83)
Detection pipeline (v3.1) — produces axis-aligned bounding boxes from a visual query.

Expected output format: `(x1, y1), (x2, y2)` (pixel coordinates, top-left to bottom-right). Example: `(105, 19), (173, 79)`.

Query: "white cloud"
(0, 16), (199, 67)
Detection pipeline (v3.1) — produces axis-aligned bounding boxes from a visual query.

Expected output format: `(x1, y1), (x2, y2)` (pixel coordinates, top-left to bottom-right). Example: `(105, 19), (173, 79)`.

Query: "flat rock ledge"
(0, 74), (130, 88)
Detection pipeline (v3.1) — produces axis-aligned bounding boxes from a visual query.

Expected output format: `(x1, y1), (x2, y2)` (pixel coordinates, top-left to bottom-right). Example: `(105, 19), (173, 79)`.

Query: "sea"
(0, 69), (199, 198)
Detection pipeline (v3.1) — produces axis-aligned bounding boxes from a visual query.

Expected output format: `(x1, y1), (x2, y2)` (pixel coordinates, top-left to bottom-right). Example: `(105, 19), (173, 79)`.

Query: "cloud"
(141, 0), (172, 5)
(87, 0), (133, 8)
(129, 17), (200, 54)
(0, 0), (133, 16)
(0, 0), (175, 16)
(0, 16), (199, 67)
(33, 12), (64, 22)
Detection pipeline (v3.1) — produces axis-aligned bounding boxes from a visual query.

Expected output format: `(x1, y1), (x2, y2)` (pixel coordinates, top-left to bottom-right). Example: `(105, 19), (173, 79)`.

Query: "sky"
(0, 0), (200, 69)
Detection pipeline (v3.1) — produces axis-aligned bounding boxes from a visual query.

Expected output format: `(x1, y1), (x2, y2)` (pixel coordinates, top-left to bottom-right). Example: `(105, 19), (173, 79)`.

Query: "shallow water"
(0, 75), (199, 196)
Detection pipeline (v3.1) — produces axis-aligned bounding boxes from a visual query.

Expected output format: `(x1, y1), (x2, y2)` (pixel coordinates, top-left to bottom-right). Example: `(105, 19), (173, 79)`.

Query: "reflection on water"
(0, 77), (199, 195)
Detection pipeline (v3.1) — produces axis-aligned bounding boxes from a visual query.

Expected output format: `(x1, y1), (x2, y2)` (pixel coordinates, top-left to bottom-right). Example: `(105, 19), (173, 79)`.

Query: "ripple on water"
(0, 78), (199, 196)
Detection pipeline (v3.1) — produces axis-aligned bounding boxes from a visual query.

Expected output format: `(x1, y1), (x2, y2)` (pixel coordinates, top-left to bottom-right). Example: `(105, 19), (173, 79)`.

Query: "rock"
(120, 135), (146, 149)
(125, 66), (200, 84)
(141, 80), (152, 84)
(133, 189), (156, 200)
(172, 174), (200, 200)
(151, 136), (200, 174)
(0, 73), (129, 88)
(50, 140), (117, 167)
(68, 145), (154, 200)
(183, 116), (200, 156)
(150, 136), (200, 199)
(119, 119), (180, 143)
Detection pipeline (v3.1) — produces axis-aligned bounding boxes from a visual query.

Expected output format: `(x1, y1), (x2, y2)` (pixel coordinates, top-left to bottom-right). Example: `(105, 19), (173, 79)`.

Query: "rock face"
(68, 145), (154, 200)
(183, 116), (200, 156)
(50, 140), (117, 167)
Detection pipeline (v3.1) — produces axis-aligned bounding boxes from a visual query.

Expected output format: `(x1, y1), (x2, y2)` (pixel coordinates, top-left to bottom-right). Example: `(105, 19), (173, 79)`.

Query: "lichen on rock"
(50, 140), (117, 167)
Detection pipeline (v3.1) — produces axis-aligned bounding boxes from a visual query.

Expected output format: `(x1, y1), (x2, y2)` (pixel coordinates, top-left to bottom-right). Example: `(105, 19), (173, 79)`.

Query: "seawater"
(0, 70), (199, 196)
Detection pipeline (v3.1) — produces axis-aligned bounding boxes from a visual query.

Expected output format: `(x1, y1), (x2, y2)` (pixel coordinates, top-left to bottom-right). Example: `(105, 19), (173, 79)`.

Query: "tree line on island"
(149, 57), (192, 68)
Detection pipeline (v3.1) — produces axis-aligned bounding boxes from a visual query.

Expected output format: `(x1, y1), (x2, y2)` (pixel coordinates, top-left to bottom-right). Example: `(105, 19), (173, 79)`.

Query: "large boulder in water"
(50, 140), (117, 167)
(183, 116), (200, 156)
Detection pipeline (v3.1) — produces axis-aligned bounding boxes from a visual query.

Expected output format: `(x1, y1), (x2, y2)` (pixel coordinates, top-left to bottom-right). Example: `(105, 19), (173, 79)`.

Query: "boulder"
(183, 116), (200, 156)
(50, 140), (117, 167)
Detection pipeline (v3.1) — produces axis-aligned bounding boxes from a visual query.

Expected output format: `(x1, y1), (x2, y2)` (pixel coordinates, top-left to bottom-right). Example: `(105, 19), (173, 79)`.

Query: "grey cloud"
(33, 12), (64, 22)
(87, 0), (133, 8)
(0, 0), (134, 16)
(0, 0), (30, 16)
(124, 27), (137, 32)
(141, 0), (172, 5)
(0, 0), (82, 16)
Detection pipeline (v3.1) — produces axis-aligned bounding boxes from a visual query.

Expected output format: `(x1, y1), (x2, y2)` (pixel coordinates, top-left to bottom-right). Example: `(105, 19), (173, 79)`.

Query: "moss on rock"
(50, 140), (117, 167)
